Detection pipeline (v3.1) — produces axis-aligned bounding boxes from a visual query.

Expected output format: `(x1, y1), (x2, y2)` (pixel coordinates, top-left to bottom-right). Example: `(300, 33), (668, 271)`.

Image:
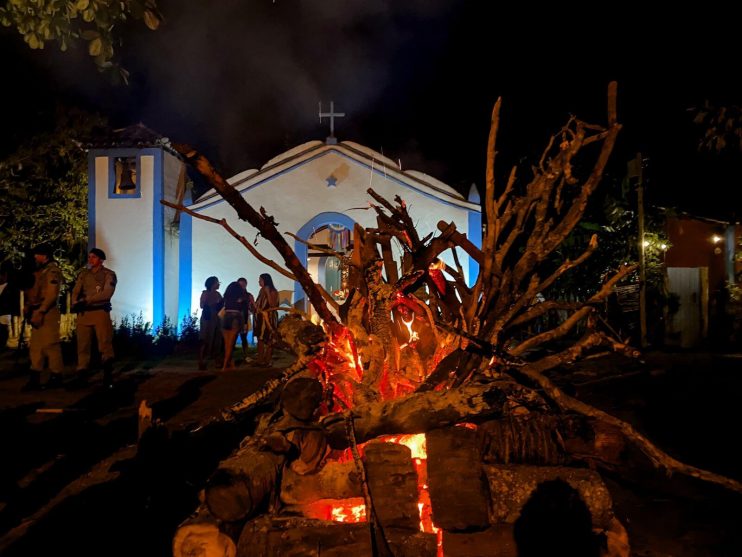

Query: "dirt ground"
(0, 346), (740, 556)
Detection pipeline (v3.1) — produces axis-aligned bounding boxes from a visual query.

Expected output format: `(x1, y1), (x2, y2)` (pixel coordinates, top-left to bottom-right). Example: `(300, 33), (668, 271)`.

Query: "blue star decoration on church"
(326, 175), (338, 188)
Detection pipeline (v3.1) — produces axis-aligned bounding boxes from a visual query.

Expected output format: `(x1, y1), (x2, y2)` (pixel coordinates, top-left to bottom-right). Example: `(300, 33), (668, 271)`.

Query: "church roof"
(191, 140), (478, 211)
(86, 123), (182, 157)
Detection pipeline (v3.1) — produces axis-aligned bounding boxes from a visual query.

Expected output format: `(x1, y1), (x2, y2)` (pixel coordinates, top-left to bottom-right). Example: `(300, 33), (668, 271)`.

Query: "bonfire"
(167, 83), (741, 557)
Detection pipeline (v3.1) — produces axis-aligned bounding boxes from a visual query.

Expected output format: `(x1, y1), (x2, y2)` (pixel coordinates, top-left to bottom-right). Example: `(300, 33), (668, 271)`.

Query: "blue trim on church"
(148, 149), (164, 328)
(178, 199), (193, 330)
(294, 212), (356, 310)
(467, 210), (482, 286)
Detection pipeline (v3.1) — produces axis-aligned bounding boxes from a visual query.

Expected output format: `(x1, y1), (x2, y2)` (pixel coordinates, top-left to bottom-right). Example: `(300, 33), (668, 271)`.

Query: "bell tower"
(86, 124), (188, 328)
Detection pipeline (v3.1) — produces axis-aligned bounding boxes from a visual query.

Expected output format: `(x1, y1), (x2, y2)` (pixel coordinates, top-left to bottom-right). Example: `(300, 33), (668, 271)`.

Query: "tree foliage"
(692, 101), (742, 153)
(0, 108), (106, 284)
(554, 176), (668, 297)
(0, 0), (162, 79)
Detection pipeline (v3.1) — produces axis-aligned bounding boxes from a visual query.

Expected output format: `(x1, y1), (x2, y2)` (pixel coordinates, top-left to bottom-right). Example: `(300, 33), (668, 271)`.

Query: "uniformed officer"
(71, 248), (117, 388)
(22, 244), (65, 390)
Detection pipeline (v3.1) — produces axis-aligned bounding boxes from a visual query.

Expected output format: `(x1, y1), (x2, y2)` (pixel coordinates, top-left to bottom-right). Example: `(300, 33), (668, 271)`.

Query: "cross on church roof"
(319, 101), (345, 145)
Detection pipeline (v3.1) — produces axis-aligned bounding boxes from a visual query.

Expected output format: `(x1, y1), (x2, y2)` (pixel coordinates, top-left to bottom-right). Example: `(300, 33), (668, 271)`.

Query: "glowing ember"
(330, 501), (367, 523)
(305, 498), (367, 523)
(382, 433), (427, 459)
(399, 315), (420, 349)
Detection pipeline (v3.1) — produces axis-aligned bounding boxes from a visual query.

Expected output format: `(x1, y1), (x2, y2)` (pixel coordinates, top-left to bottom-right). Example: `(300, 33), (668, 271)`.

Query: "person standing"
(237, 277), (256, 360)
(22, 245), (64, 390)
(198, 276), (223, 370)
(254, 273), (279, 366)
(220, 281), (245, 371)
(71, 248), (117, 388)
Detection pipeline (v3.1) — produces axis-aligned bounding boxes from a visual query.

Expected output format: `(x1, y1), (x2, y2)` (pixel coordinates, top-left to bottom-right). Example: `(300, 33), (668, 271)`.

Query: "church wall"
(162, 152), (185, 326)
(190, 204), (262, 312)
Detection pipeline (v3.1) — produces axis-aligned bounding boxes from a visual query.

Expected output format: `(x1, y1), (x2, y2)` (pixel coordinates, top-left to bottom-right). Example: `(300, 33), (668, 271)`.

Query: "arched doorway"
(295, 212), (356, 320)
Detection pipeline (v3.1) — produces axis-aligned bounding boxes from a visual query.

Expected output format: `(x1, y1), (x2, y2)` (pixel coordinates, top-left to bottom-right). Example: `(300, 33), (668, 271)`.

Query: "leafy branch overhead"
(0, 0), (162, 78)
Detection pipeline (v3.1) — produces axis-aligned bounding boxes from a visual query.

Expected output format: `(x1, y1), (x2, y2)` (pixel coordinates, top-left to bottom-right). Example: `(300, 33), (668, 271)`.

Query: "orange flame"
(303, 498), (367, 523)
(330, 501), (367, 523)
(381, 433), (427, 459)
(399, 315), (419, 349)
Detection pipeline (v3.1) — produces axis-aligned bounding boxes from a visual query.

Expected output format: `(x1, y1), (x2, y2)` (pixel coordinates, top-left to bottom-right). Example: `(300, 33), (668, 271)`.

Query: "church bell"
(116, 157), (137, 191)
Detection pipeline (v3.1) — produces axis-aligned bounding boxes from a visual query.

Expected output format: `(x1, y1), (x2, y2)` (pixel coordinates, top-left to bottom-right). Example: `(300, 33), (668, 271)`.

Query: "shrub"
(153, 315), (178, 356)
(178, 312), (200, 347)
(114, 312), (153, 358)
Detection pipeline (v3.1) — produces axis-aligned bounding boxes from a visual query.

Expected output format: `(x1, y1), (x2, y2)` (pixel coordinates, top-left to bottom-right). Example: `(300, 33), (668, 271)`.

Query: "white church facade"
(86, 134), (482, 328)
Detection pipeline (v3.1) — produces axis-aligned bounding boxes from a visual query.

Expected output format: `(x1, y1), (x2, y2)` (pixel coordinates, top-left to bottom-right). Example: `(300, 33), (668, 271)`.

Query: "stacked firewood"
(173, 383), (629, 557)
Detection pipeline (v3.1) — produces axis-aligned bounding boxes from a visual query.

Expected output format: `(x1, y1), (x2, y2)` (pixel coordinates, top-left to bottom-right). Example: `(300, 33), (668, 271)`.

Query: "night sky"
(3, 1), (742, 218)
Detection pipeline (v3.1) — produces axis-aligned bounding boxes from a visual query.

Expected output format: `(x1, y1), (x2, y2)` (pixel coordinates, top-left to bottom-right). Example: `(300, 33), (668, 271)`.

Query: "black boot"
(21, 371), (43, 391)
(46, 373), (64, 389)
(102, 360), (114, 389)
